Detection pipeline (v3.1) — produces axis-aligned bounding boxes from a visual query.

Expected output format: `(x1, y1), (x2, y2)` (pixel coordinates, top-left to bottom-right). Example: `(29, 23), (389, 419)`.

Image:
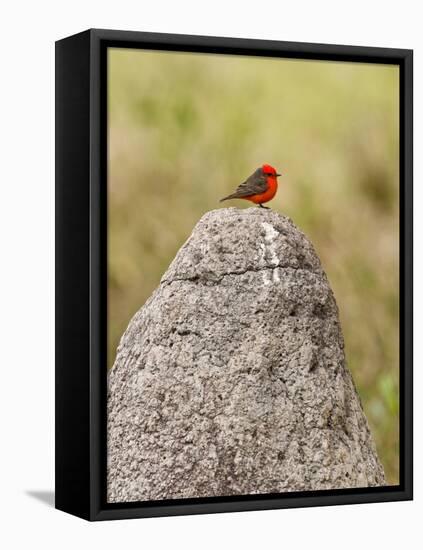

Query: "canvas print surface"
(106, 48), (399, 503)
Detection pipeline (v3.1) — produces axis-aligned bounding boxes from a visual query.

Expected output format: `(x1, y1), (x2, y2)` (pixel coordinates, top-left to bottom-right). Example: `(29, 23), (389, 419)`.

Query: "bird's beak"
(276, 173), (282, 177)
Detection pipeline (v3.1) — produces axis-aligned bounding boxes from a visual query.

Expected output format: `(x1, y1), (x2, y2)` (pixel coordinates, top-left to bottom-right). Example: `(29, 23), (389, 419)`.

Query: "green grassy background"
(108, 48), (399, 484)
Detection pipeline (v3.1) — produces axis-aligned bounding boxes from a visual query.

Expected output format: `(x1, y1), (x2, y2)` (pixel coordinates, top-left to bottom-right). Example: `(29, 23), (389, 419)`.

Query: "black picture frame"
(55, 28), (413, 521)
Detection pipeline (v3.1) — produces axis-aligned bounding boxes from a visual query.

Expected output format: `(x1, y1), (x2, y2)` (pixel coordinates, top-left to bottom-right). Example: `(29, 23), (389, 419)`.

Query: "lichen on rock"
(107, 207), (386, 503)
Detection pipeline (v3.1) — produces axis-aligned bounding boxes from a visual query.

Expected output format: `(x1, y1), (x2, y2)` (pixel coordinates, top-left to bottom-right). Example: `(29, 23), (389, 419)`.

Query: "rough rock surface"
(107, 207), (385, 503)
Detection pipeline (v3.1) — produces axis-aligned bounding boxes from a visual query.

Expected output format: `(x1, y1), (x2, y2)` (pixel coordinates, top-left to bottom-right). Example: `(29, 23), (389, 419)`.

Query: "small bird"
(220, 164), (281, 209)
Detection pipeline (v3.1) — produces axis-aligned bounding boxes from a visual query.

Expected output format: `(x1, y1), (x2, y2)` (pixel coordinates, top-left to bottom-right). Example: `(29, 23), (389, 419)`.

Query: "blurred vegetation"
(108, 49), (399, 485)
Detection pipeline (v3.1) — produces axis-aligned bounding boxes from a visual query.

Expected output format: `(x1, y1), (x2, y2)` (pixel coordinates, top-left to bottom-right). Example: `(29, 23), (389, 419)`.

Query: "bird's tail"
(220, 193), (237, 202)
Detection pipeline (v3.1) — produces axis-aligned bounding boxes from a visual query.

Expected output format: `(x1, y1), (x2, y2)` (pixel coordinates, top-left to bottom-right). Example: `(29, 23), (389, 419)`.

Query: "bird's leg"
(258, 203), (270, 210)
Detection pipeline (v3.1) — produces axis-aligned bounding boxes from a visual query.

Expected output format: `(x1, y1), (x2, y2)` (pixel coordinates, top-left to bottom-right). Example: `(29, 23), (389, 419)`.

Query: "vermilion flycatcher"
(220, 164), (281, 209)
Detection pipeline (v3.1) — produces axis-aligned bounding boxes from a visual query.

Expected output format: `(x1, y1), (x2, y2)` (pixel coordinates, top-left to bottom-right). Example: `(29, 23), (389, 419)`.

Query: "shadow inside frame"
(104, 484), (402, 510)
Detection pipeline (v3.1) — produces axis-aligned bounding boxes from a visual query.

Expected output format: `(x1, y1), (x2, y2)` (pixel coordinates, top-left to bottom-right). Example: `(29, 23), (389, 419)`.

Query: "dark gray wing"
(231, 167), (267, 198)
